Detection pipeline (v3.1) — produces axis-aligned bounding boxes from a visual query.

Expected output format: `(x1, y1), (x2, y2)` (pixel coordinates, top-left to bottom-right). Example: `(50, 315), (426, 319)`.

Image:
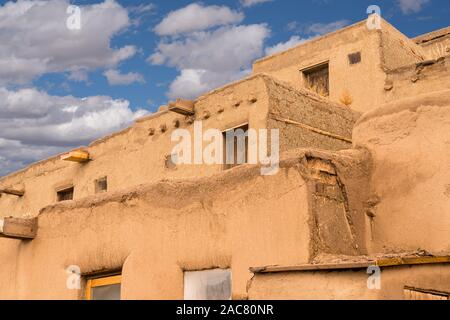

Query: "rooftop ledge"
(250, 255), (450, 273)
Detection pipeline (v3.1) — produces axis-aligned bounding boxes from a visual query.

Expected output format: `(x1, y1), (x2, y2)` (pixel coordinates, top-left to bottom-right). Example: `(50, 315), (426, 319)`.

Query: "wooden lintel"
(0, 189), (25, 197)
(61, 150), (90, 163)
(0, 217), (38, 240)
(168, 99), (195, 116)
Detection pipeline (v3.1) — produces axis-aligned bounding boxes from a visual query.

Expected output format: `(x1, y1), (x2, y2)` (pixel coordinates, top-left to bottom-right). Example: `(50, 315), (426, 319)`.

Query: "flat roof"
(250, 256), (450, 273)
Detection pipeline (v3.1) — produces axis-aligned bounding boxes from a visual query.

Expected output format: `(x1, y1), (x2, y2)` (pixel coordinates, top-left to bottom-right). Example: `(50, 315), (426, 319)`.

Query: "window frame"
(301, 61), (330, 97)
(56, 186), (74, 202)
(222, 123), (250, 171)
(85, 274), (122, 300)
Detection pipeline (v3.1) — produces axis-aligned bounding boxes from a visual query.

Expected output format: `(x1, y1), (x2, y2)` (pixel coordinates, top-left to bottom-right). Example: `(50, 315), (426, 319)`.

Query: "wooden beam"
(168, 99), (195, 116)
(0, 217), (38, 240)
(0, 189), (25, 197)
(61, 150), (90, 163)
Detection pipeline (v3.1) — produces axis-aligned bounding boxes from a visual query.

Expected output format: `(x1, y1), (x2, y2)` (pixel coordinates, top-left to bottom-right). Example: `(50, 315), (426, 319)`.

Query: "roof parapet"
(0, 217), (38, 240)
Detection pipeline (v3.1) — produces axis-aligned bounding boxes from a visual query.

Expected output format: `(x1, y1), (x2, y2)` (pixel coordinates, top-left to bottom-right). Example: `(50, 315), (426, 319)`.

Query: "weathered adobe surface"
(353, 89), (450, 254)
(383, 56), (450, 102)
(0, 74), (358, 219)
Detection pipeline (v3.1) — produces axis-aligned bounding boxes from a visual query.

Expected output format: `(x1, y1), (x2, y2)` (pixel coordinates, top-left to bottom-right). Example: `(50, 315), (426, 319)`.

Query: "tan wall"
(384, 56), (450, 103)
(0, 75), (357, 220)
(248, 264), (450, 300)
(353, 90), (450, 254)
(0, 76), (271, 218)
(253, 22), (386, 114)
(0, 164), (313, 300)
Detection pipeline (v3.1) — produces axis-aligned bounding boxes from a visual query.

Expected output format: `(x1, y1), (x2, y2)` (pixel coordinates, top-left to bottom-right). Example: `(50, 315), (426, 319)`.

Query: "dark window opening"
(223, 124), (249, 171)
(57, 187), (74, 202)
(348, 52), (362, 65)
(302, 63), (329, 97)
(95, 177), (108, 193)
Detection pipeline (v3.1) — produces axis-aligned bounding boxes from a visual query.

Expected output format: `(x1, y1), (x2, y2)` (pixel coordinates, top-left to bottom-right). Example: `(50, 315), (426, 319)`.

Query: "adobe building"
(0, 17), (449, 300)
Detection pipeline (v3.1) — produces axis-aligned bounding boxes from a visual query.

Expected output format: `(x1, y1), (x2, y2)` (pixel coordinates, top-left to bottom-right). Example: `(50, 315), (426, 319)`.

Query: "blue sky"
(0, 0), (449, 176)
(27, 0), (450, 112)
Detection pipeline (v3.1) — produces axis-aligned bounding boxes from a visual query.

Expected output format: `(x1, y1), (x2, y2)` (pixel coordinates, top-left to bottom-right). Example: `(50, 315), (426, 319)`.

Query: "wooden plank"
(0, 188), (25, 197)
(168, 99), (195, 116)
(0, 217), (38, 239)
(61, 150), (90, 163)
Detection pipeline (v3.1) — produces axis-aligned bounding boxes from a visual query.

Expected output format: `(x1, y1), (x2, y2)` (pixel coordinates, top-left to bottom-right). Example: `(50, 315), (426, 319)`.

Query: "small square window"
(302, 63), (329, 96)
(57, 187), (74, 202)
(86, 274), (121, 300)
(184, 269), (232, 300)
(348, 52), (361, 65)
(95, 177), (108, 193)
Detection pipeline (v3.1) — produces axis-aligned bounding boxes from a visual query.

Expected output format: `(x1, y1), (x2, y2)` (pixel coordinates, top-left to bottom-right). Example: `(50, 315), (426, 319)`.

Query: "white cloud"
(398, 0), (431, 14)
(150, 23), (270, 99)
(154, 3), (244, 36)
(104, 69), (145, 85)
(305, 20), (350, 35)
(240, 0), (273, 7)
(0, 0), (136, 85)
(265, 36), (306, 56)
(0, 87), (148, 176)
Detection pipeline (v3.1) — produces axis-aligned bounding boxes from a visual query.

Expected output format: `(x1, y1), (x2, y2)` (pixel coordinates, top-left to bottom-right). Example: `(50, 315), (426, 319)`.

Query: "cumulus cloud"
(398, 0), (431, 14)
(0, 87), (148, 176)
(154, 3), (244, 36)
(0, 0), (136, 85)
(240, 0), (273, 7)
(150, 4), (270, 100)
(104, 69), (145, 85)
(265, 36), (306, 55)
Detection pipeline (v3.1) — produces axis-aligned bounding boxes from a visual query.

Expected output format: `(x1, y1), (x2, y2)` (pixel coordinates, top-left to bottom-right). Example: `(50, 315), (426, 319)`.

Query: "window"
(95, 177), (108, 193)
(184, 269), (231, 300)
(404, 287), (449, 300)
(348, 52), (362, 65)
(302, 63), (329, 97)
(223, 124), (249, 170)
(57, 187), (74, 202)
(86, 274), (121, 300)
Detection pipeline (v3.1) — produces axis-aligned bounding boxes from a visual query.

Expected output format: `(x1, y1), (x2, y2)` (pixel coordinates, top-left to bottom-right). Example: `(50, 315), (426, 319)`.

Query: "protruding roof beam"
(0, 217), (38, 240)
(61, 150), (90, 163)
(168, 99), (195, 116)
(0, 189), (25, 197)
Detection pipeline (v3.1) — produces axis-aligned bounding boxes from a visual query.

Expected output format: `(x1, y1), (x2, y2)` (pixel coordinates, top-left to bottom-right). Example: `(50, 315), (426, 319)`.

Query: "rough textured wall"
(0, 75), (271, 218)
(0, 161), (312, 300)
(353, 90), (450, 254)
(415, 26), (450, 60)
(264, 77), (359, 152)
(253, 22), (386, 113)
(379, 20), (425, 71)
(384, 56), (450, 103)
(248, 264), (450, 300)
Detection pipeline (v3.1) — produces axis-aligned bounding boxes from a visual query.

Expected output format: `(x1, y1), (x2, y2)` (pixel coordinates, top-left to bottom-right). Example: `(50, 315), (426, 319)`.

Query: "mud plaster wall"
(379, 20), (425, 71)
(265, 77), (359, 152)
(253, 22), (386, 114)
(415, 27), (450, 60)
(247, 264), (450, 300)
(0, 164), (315, 300)
(0, 76), (271, 218)
(353, 90), (450, 254)
(384, 56), (450, 103)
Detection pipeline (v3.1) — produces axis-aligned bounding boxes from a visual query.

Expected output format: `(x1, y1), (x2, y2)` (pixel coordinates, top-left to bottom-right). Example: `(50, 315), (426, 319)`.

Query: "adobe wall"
(252, 22), (386, 113)
(0, 76), (271, 218)
(384, 56), (450, 103)
(0, 160), (313, 300)
(248, 263), (450, 300)
(0, 75), (357, 220)
(415, 26), (450, 60)
(265, 77), (359, 152)
(353, 90), (450, 254)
